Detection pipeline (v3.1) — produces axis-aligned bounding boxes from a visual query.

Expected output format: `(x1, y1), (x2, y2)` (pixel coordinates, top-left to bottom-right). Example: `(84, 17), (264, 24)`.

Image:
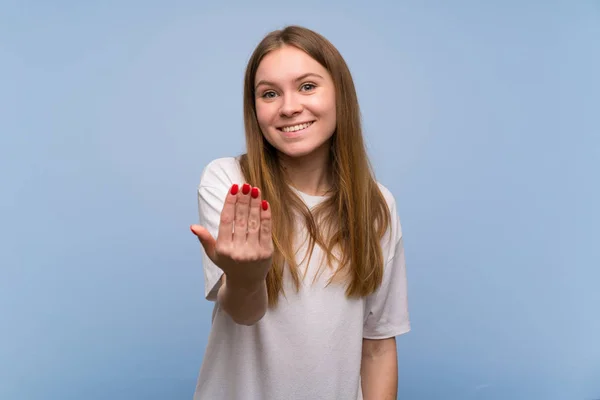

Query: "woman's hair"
(240, 25), (391, 307)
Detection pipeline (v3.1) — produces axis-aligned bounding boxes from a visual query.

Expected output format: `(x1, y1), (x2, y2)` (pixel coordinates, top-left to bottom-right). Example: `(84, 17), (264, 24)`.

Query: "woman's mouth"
(278, 121), (315, 134)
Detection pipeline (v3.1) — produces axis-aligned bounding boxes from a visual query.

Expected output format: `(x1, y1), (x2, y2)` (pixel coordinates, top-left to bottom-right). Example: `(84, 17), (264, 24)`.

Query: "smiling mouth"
(278, 121), (314, 133)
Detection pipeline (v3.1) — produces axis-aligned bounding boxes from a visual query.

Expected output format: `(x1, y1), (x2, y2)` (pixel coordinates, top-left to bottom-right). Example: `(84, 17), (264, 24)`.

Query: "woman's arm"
(217, 274), (268, 326)
(360, 337), (398, 400)
(193, 182), (273, 326)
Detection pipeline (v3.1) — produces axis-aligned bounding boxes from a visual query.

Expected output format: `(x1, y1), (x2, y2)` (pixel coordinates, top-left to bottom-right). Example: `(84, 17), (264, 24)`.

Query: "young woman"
(190, 25), (410, 400)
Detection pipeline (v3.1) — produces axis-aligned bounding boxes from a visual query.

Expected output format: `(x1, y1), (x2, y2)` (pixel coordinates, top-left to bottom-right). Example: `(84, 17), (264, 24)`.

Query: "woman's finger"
(246, 187), (262, 248)
(259, 199), (273, 252)
(190, 225), (217, 262)
(216, 184), (239, 245)
(233, 183), (252, 245)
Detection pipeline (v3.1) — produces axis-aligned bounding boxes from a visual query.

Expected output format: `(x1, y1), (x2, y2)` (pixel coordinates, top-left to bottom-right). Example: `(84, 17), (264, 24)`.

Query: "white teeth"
(281, 122), (313, 133)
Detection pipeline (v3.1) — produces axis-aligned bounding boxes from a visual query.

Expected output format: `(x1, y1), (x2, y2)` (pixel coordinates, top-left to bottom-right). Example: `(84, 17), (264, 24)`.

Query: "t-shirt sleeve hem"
(362, 323), (411, 340)
(204, 269), (224, 302)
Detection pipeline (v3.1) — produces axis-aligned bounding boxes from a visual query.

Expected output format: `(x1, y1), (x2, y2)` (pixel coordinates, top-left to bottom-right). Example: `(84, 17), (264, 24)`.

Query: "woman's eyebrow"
(255, 72), (324, 90)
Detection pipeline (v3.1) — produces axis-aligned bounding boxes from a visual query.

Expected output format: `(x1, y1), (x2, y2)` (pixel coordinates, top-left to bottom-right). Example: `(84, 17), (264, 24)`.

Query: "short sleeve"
(196, 158), (240, 301)
(362, 207), (411, 339)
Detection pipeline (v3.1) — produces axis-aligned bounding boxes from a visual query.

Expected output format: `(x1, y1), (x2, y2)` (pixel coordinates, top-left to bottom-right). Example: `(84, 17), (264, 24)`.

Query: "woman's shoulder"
(198, 156), (244, 187)
(375, 181), (404, 248)
(375, 182), (399, 215)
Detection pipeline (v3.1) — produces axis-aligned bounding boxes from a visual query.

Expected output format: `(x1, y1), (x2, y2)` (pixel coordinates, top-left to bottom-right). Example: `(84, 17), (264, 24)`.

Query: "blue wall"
(1, 1), (598, 399)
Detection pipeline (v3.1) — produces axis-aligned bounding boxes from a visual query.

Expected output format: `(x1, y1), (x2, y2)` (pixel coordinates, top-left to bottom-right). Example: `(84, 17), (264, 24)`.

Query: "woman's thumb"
(190, 224), (216, 261)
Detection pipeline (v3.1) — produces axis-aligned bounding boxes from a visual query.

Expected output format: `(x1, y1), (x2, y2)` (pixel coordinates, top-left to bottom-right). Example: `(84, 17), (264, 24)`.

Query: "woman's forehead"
(255, 46), (328, 83)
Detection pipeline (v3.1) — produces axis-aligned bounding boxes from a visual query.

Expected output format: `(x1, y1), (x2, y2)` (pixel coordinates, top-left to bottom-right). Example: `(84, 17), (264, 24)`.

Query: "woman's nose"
(279, 94), (303, 117)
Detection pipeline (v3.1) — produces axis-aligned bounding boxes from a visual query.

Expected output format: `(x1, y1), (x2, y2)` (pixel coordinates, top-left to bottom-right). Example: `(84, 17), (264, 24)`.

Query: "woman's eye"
(262, 91), (277, 99)
(300, 83), (316, 91)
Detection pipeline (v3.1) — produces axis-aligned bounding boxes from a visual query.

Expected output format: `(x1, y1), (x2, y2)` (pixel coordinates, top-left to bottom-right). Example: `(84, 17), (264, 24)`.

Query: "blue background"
(2, 1), (599, 399)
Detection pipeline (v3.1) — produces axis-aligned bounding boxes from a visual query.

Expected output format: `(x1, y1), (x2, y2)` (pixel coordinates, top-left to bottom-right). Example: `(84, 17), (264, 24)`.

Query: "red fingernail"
(262, 200), (268, 210)
(251, 187), (259, 198)
(242, 183), (251, 195)
(230, 184), (239, 195)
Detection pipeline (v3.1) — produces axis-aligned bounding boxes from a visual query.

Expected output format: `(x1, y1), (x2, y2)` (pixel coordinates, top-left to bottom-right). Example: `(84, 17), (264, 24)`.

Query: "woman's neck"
(279, 143), (332, 196)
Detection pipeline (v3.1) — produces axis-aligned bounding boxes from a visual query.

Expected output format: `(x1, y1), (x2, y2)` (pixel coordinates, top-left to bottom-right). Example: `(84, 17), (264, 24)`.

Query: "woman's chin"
(275, 140), (331, 160)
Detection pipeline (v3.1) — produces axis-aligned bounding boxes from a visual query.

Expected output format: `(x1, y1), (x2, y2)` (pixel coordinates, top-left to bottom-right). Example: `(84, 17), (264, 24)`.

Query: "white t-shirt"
(193, 157), (410, 400)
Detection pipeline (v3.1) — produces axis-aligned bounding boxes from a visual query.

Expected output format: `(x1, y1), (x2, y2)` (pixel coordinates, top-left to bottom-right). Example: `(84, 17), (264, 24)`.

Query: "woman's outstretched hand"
(191, 183), (273, 290)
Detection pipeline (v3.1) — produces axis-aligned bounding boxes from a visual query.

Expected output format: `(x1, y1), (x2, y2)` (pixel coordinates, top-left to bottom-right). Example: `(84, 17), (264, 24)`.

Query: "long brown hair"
(240, 25), (391, 307)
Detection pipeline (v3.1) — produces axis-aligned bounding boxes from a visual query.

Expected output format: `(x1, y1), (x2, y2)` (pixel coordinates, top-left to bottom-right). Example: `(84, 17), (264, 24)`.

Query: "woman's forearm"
(217, 274), (268, 326)
(361, 337), (398, 399)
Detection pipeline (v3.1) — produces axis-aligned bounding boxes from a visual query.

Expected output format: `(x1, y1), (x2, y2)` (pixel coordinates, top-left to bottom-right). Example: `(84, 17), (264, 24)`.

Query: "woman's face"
(254, 45), (337, 159)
